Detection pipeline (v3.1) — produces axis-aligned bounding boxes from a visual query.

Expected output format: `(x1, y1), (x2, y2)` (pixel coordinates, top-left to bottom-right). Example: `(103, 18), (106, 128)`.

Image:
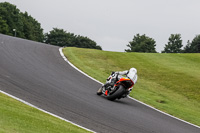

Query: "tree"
(183, 40), (192, 53)
(125, 34), (157, 53)
(74, 35), (102, 50)
(21, 11), (44, 42)
(0, 2), (24, 37)
(44, 28), (102, 50)
(0, 16), (9, 34)
(162, 34), (183, 53)
(0, 2), (44, 42)
(44, 28), (74, 46)
(183, 35), (200, 53)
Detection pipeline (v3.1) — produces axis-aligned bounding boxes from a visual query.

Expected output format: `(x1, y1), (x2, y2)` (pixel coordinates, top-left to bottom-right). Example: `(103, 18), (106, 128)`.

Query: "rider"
(97, 68), (138, 96)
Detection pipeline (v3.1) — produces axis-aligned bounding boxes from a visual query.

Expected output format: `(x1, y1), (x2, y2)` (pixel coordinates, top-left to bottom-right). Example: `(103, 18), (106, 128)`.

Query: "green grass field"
(63, 47), (200, 126)
(0, 92), (91, 133)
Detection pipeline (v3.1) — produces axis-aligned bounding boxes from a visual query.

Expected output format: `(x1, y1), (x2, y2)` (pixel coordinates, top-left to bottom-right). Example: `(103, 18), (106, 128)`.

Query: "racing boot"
(97, 86), (104, 95)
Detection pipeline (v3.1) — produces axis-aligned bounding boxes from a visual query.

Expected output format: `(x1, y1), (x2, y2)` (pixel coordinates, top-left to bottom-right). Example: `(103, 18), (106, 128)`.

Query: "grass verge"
(63, 47), (200, 126)
(0, 92), (91, 133)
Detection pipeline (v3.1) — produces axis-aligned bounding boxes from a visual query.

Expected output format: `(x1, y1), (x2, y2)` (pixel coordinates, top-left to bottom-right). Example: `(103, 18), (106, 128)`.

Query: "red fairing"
(115, 78), (134, 88)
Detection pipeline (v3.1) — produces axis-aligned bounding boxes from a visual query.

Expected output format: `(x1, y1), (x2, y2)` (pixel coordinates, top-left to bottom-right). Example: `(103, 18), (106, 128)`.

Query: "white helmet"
(127, 68), (137, 81)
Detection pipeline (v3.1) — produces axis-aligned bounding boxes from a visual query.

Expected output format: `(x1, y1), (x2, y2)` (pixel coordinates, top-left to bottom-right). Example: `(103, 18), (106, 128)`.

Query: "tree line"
(0, 2), (102, 50)
(125, 34), (200, 53)
(0, 2), (44, 42)
(44, 28), (102, 50)
(0, 2), (199, 53)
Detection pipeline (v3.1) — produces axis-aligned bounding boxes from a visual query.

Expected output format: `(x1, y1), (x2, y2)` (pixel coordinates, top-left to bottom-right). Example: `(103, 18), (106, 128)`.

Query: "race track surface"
(0, 34), (199, 133)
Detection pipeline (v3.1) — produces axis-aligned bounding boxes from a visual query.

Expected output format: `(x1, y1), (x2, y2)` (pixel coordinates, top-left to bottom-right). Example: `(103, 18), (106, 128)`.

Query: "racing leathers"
(102, 68), (138, 97)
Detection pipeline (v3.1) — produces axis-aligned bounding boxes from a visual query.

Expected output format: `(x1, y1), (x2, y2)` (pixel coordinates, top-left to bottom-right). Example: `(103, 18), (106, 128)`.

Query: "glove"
(111, 71), (115, 75)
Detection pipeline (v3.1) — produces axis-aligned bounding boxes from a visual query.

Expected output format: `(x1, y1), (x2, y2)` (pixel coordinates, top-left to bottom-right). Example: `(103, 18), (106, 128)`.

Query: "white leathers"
(116, 68), (138, 85)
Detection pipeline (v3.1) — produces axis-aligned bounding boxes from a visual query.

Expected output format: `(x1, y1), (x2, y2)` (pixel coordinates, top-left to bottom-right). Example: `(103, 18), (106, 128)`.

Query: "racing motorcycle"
(97, 72), (134, 101)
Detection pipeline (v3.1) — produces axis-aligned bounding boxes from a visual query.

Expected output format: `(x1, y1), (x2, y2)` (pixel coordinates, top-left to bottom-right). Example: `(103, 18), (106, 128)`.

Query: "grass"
(63, 47), (200, 126)
(0, 92), (91, 133)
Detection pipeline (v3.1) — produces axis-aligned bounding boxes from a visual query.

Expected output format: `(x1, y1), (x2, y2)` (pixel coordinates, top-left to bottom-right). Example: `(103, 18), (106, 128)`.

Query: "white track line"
(59, 47), (200, 129)
(0, 47), (97, 133)
(0, 90), (95, 132)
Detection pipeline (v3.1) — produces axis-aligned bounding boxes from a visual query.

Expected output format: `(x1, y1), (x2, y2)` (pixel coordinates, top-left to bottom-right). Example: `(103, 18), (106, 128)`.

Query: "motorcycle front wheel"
(107, 85), (125, 101)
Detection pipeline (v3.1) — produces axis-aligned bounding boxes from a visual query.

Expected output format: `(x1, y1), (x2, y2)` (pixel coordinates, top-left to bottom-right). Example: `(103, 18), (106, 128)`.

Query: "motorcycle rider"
(97, 68), (138, 97)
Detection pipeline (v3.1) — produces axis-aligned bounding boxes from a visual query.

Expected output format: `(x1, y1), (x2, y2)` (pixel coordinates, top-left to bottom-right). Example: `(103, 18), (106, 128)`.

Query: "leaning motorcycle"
(97, 73), (134, 101)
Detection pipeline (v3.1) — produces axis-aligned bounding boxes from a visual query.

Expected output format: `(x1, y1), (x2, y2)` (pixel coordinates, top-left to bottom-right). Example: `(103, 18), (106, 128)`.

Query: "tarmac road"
(0, 34), (199, 133)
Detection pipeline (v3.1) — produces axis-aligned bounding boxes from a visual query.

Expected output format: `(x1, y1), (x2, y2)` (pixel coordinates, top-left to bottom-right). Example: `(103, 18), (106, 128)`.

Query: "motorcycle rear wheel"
(107, 85), (125, 101)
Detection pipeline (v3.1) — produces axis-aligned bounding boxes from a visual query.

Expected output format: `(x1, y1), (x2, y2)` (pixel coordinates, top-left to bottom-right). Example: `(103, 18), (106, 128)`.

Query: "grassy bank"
(0, 92), (91, 133)
(63, 47), (200, 126)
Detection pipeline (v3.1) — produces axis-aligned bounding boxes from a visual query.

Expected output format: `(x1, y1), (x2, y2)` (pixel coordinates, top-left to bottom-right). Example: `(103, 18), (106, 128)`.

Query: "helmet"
(129, 68), (137, 74)
(127, 68), (137, 80)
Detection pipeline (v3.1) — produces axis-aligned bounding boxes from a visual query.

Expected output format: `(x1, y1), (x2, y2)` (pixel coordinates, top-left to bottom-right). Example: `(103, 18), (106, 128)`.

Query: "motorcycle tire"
(107, 85), (125, 101)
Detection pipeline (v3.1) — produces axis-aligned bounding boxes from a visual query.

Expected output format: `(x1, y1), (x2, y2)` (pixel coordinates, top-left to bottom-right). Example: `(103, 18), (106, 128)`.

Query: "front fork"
(102, 84), (115, 96)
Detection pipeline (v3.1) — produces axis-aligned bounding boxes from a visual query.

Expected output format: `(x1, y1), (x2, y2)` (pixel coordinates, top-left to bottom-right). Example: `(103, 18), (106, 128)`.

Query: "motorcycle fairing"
(115, 78), (134, 88)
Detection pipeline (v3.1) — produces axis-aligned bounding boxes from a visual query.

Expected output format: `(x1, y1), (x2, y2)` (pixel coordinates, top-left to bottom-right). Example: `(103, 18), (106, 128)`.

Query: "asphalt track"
(0, 34), (199, 133)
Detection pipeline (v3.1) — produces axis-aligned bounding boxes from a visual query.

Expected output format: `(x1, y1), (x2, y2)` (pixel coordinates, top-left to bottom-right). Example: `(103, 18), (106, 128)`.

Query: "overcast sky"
(1, 0), (200, 52)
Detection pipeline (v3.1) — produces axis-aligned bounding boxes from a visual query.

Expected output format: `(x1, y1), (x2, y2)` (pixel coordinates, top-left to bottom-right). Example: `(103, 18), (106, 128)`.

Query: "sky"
(1, 0), (200, 52)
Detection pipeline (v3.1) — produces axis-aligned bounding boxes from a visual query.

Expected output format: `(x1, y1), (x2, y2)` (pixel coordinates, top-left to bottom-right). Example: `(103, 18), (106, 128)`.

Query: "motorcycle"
(97, 72), (134, 101)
